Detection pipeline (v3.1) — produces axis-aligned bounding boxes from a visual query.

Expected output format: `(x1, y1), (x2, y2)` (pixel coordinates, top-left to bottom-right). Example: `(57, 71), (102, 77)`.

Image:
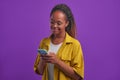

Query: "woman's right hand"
(40, 54), (47, 63)
(37, 54), (47, 75)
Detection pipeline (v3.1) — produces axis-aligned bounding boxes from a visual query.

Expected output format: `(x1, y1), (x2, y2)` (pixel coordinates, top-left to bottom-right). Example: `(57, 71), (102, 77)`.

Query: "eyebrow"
(50, 18), (63, 22)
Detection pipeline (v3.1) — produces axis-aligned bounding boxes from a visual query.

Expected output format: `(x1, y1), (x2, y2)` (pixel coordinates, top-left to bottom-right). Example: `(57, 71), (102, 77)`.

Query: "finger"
(41, 56), (52, 60)
(44, 59), (54, 63)
(42, 58), (52, 63)
(40, 53), (50, 57)
(40, 54), (47, 57)
(49, 52), (55, 54)
(44, 54), (53, 57)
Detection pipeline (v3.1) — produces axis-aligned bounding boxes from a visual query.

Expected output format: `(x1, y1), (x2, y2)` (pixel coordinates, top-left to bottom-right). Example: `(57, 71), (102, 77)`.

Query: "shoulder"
(39, 37), (50, 48)
(39, 35), (51, 44)
(67, 35), (81, 46)
(72, 38), (81, 49)
(72, 38), (80, 44)
(66, 33), (80, 44)
(41, 37), (50, 43)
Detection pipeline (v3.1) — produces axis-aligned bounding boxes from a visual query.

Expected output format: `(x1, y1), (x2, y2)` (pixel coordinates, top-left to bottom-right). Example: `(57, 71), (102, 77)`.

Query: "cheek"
(61, 24), (66, 30)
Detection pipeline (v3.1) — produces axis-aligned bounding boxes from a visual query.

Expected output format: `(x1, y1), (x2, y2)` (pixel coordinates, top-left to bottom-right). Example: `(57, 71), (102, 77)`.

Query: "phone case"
(38, 49), (48, 55)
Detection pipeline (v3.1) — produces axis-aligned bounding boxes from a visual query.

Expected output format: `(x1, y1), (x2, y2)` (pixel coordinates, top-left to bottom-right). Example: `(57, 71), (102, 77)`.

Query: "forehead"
(50, 10), (66, 21)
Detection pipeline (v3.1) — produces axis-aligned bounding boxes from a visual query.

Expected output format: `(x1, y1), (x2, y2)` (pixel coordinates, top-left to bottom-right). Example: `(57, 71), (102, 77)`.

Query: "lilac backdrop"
(0, 0), (120, 80)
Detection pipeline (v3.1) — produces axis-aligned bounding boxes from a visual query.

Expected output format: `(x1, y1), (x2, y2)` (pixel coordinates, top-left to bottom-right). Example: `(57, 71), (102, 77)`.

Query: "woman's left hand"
(41, 52), (59, 64)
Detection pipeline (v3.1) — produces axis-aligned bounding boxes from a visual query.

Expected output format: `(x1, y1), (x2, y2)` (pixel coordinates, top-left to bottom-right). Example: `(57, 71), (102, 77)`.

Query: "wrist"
(55, 58), (60, 66)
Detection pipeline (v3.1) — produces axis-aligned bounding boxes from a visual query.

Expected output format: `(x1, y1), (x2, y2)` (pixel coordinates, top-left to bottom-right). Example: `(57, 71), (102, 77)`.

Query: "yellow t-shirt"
(34, 33), (84, 80)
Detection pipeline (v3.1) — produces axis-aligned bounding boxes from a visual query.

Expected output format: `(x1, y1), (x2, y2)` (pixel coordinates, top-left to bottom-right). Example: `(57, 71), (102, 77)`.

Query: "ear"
(65, 21), (69, 27)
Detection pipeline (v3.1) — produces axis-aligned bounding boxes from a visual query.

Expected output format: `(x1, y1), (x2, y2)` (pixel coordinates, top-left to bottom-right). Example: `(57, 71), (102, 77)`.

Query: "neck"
(51, 32), (66, 44)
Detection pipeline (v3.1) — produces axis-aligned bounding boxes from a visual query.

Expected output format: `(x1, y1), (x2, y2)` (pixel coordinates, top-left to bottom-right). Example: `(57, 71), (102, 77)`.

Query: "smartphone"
(38, 49), (48, 55)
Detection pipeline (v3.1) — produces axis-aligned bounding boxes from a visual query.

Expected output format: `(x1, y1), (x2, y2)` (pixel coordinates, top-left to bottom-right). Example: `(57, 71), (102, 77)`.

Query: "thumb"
(49, 52), (55, 55)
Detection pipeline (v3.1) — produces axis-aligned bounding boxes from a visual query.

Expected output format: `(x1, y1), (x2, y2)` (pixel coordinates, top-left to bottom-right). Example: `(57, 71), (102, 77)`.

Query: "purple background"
(0, 0), (120, 80)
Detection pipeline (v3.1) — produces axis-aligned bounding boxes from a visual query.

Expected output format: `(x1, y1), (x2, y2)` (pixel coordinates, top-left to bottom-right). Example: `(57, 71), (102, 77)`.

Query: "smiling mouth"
(51, 28), (59, 32)
(52, 30), (59, 33)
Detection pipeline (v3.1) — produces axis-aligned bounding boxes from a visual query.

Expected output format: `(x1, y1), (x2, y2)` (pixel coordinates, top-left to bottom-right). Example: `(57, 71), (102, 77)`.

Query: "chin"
(52, 32), (60, 36)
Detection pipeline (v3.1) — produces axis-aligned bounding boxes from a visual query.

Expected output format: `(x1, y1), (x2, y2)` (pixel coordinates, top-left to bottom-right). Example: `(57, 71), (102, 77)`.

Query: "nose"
(52, 23), (57, 28)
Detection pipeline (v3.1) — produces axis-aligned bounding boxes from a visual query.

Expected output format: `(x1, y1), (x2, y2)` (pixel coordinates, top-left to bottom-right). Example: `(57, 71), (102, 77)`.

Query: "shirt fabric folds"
(34, 33), (84, 80)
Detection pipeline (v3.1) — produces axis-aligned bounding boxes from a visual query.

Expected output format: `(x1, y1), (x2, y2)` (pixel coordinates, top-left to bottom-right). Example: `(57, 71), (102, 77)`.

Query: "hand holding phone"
(38, 49), (48, 55)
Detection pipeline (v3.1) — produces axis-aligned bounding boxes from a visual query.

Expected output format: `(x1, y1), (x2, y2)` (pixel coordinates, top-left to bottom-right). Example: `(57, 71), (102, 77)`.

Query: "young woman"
(34, 4), (84, 80)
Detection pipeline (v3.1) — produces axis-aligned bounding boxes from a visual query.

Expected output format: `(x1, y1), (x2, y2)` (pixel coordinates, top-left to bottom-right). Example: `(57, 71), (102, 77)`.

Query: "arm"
(55, 58), (83, 80)
(42, 53), (83, 80)
(37, 57), (46, 75)
(34, 39), (47, 75)
(34, 54), (46, 75)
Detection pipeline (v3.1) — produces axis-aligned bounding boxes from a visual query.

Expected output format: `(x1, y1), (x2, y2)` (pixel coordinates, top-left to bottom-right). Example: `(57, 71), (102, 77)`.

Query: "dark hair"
(50, 4), (76, 38)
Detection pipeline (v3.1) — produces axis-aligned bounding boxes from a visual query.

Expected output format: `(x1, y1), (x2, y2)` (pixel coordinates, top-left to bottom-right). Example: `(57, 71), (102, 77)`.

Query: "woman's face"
(50, 10), (69, 36)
